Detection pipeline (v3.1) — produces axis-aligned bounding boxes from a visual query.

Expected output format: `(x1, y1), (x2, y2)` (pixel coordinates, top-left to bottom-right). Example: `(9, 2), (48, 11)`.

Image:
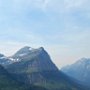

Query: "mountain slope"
(0, 64), (26, 90)
(0, 64), (47, 90)
(61, 58), (90, 87)
(0, 54), (13, 66)
(7, 46), (86, 90)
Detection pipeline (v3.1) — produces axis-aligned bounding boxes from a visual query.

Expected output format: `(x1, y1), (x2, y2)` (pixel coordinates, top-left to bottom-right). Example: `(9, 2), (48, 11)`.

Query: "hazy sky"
(0, 0), (90, 68)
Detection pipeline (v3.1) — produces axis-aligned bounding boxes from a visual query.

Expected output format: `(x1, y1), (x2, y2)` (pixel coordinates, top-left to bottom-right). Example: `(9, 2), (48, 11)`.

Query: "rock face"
(10, 46), (58, 72)
(61, 58), (90, 87)
(7, 46), (85, 90)
(7, 47), (59, 84)
(0, 64), (47, 90)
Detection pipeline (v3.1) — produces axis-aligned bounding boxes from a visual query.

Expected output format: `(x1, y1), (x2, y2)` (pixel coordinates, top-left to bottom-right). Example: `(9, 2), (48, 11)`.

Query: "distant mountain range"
(61, 58), (90, 88)
(0, 46), (89, 90)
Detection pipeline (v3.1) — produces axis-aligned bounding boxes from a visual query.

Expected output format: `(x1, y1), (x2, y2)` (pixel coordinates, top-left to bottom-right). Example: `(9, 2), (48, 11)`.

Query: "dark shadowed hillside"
(0, 64), (48, 90)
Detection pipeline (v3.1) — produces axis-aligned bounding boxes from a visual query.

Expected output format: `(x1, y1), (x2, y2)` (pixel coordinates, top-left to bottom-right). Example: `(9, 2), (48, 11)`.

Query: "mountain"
(0, 54), (13, 66)
(9, 46), (58, 72)
(6, 46), (86, 90)
(61, 58), (90, 87)
(0, 64), (48, 90)
(0, 64), (26, 90)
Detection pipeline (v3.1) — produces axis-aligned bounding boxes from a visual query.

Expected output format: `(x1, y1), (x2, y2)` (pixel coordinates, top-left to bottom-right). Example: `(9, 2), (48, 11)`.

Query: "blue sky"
(0, 0), (90, 68)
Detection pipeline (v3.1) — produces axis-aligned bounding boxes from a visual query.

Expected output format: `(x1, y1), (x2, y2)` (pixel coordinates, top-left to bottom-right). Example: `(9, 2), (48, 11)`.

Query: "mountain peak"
(75, 58), (90, 65)
(13, 46), (34, 57)
(16, 46), (45, 53)
(80, 57), (90, 61)
(38, 47), (46, 53)
(39, 47), (44, 50)
(19, 46), (34, 51)
(13, 46), (45, 57)
(62, 57), (90, 87)
(0, 54), (4, 57)
(9, 46), (58, 72)
(11, 46), (47, 62)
